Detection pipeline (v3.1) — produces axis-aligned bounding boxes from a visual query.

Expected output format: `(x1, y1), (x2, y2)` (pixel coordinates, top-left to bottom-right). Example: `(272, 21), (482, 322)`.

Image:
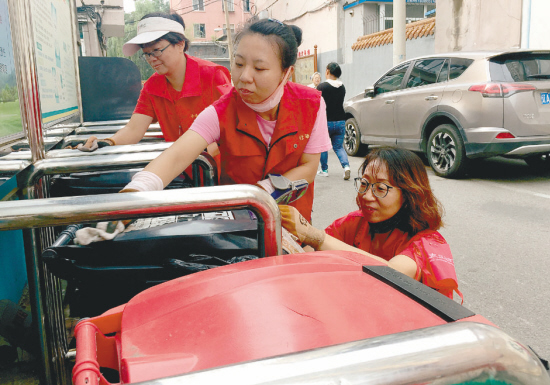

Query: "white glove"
(74, 221), (126, 245)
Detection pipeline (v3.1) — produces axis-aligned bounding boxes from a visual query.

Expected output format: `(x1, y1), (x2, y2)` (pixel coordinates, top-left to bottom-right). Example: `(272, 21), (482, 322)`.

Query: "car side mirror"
(365, 87), (375, 98)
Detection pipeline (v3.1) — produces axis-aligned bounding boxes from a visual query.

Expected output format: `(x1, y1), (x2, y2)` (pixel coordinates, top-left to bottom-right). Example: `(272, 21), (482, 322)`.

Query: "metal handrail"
(134, 322), (550, 385)
(0, 160), (31, 174)
(75, 125), (162, 135)
(1, 148), (218, 384)
(0, 142), (172, 161)
(14, 151), (217, 188)
(61, 133), (163, 144)
(81, 119), (130, 126)
(47, 142), (172, 158)
(0, 185), (281, 257)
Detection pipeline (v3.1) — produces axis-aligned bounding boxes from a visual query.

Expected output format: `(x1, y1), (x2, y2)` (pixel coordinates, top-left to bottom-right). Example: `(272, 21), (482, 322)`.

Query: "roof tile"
(352, 17), (435, 51)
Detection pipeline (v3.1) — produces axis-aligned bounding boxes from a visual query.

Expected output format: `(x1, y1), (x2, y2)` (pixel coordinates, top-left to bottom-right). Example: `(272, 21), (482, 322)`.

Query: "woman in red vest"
(76, 12), (231, 153)
(280, 147), (461, 300)
(122, 19), (331, 221)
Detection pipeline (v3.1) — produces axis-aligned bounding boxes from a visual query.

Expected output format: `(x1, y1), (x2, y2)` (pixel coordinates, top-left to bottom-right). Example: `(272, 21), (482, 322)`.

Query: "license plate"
(541, 92), (550, 104)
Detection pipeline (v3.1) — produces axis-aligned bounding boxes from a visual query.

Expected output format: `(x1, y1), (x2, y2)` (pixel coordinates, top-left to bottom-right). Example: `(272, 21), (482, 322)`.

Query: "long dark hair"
(140, 12), (190, 52)
(234, 19), (302, 70)
(359, 147), (444, 233)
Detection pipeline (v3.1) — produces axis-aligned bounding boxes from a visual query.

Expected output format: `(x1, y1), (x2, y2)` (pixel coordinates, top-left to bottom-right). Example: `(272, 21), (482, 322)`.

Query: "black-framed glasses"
(140, 44), (171, 61)
(354, 177), (395, 198)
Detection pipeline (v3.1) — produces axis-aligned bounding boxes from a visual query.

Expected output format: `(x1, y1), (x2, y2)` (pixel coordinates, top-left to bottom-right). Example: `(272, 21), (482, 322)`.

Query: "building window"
(193, 0), (204, 11)
(223, 24), (235, 36)
(379, 4), (430, 31)
(243, 0), (250, 12)
(194, 24), (206, 38)
(222, 0), (234, 12)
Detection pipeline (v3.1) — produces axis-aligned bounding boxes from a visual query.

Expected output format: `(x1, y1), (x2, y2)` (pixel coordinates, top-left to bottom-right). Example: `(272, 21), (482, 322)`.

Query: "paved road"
(312, 150), (550, 360)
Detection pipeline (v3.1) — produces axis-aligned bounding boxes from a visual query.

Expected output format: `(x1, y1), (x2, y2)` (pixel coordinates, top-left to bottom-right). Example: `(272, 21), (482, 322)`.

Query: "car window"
(374, 62), (410, 94)
(437, 59), (449, 83)
(405, 58), (446, 88)
(489, 53), (550, 82)
(449, 58), (474, 80)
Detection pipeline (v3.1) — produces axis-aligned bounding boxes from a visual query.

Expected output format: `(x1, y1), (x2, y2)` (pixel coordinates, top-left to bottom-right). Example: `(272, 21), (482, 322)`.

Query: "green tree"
(107, 0), (170, 80)
(1, 85), (18, 103)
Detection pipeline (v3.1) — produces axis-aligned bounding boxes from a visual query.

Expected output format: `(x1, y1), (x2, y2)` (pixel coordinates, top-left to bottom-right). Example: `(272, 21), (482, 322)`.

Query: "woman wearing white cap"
(77, 12), (231, 153)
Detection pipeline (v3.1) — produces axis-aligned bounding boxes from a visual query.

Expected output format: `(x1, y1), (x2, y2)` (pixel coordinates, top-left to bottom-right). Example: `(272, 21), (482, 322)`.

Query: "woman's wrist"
(304, 226), (325, 250)
(256, 178), (275, 194)
(102, 137), (116, 146)
(123, 170), (164, 192)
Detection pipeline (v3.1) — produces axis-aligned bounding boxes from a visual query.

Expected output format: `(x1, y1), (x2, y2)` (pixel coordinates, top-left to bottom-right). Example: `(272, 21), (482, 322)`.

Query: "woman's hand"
(64, 136), (116, 152)
(279, 205), (325, 249)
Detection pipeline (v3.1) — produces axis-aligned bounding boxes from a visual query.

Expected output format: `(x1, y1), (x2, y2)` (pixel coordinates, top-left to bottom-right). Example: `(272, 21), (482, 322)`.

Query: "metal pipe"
(62, 132), (163, 144)
(68, 0), (83, 125)
(15, 151), (217, 188)
(0, 160), (31, 174)
(0, 185), (281, 257)
(74, 125), (162, 135)
(0, 143), (171, 161)
(82, 119), (130, 127)
(8, 0), (45, 162)
(136, 322), (550, 385)
(47, 142), (171, 157)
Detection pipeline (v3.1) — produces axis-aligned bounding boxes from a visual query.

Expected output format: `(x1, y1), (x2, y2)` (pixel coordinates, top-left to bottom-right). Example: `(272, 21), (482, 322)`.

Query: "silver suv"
(343, 51), (550, 178)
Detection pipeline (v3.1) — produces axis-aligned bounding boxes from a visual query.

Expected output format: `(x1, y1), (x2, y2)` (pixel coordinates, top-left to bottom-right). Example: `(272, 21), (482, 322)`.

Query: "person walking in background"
(316, 62), (351, 180)
(308, 72), (321, 88)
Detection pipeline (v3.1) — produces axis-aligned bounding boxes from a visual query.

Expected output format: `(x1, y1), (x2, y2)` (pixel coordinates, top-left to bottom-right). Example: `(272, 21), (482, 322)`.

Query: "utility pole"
(224, 0), (234, 68)
(393, 0), (406, 65)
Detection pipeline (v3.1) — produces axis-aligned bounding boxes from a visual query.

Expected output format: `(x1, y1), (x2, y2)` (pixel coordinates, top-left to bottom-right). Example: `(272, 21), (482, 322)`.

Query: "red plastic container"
(73, 251), (492, 384)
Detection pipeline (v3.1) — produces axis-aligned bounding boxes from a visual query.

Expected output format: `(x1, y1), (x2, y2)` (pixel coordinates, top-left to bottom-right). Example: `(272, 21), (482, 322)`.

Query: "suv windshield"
(490, 53), (550, 82)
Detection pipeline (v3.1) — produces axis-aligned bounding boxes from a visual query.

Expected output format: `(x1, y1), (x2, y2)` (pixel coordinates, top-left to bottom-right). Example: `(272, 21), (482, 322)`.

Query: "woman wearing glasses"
(78, 12), (231, 151)
(280, 147), (461, 300)
(120, 19), (331, 221)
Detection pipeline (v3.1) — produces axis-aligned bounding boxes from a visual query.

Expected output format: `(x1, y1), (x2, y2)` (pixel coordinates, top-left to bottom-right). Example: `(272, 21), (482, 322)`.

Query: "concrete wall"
(188, 42), (230, 71)
(435, 0), (521, 53)
(522, 0), (550, 49)
(344, 3), (378, 64)
(329, 35), (435, 100)
(254, 0), (341, 66)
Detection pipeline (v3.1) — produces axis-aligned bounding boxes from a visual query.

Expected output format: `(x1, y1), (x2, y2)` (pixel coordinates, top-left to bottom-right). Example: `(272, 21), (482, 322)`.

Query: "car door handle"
(425, 95), (438, 100)
(385, 100), (395, 104)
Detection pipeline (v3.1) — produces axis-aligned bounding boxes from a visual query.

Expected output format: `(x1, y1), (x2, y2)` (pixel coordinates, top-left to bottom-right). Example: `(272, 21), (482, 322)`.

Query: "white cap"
(123, 17), (185, 56)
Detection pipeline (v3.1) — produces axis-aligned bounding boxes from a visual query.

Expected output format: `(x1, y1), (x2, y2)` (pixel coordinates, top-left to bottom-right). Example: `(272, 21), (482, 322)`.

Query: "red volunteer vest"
(136, 55), (231, 142)
(214, 82), (321, 221)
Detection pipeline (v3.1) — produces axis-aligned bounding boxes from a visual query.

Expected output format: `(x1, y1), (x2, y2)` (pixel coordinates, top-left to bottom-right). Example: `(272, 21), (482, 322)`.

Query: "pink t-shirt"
(190, 98), (331, 154)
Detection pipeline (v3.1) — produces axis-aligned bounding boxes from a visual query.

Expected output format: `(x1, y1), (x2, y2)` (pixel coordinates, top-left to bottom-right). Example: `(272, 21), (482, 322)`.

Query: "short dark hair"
(140, 12), (190, 52)
(326, 62), (342, 78)
(235, 19), (302, 70)
(359, 147), (444, 233)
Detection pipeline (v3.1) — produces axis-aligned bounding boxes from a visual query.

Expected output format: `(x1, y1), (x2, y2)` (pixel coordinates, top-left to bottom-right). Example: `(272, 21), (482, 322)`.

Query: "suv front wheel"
(344, 118), (368, 157)
(427, 124), (468, 178)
